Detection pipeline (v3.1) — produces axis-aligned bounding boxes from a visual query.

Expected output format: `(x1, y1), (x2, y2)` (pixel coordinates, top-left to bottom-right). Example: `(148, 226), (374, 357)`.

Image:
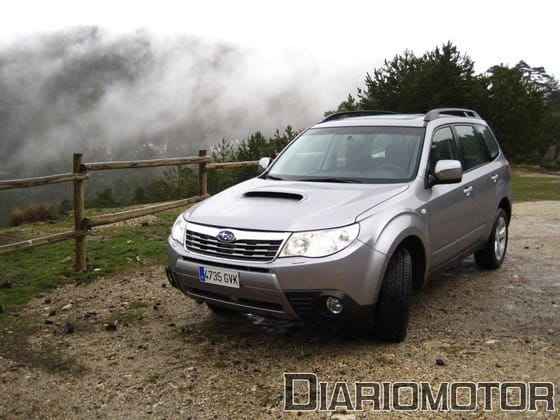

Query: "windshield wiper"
(302, 177), (364, 184)
(263, 174), (284, 180)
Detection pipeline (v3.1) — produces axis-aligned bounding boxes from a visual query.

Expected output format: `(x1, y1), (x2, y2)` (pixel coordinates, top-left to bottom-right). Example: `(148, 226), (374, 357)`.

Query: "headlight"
(171, 214), (187, 245)
(279, 223), (359, 258)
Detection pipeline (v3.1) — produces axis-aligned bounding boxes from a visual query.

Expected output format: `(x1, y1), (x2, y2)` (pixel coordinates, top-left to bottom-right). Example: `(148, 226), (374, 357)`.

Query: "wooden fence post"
(73, 153), (87, 272)
(270, 147), (277, 159)
(198, 149), (208, 196)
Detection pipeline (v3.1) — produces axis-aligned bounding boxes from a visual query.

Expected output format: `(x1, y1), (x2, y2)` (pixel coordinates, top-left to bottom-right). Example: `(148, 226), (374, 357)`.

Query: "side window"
(475, 124), (500, 160)
(455, 125), (488, 170)
(429, 127), (459, 174)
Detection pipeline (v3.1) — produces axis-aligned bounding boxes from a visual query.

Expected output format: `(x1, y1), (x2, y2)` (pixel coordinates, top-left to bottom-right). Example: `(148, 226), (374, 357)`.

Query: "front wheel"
(474, 208), (509, 270)
(370, 247), (413, 343)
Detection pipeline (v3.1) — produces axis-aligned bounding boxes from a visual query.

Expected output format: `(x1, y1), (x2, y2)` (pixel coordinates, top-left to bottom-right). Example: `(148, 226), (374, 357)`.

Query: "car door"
(453, 125), (493, 244)
(425, 126), (474, 268)
(474, 124), (507, 237)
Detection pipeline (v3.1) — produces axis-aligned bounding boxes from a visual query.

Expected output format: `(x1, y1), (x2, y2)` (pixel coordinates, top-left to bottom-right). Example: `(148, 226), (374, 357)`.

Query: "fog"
(0, 27), (367, 178)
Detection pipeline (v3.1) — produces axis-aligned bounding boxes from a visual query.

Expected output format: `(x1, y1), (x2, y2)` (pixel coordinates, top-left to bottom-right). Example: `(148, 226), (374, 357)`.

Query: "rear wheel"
(474, 208), (508, 270)
(371, 247), (413, 343)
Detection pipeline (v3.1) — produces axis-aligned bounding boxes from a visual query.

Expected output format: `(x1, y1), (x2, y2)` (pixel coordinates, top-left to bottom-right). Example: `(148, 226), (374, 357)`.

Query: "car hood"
(186, 178), (409, 231)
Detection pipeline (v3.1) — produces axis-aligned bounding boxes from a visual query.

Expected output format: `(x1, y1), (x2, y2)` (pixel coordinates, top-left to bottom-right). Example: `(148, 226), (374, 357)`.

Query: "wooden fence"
(0, 150), (258, 271)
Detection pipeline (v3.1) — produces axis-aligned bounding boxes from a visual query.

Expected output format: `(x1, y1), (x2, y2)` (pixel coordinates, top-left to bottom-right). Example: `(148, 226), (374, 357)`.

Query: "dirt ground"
(1, 201), (559, 418)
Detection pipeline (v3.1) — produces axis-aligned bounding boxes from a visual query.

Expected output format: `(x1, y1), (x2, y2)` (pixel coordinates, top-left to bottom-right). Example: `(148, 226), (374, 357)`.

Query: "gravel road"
(1, 201), (559, 418)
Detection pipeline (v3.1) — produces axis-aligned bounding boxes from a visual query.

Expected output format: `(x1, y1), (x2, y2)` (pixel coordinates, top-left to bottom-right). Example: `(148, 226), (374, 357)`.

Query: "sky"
(1, 0), (559, 78)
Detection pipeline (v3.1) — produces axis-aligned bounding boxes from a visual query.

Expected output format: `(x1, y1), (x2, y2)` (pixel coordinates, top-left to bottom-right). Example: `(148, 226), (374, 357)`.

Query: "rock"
(104, 322), (117, 331)
(485, 339), (498, 345)
(44, 297), (52, 304)
(435, 357), (446, 366)
(377, 352), (396, 364)
(330, 414), (356, 420)
(63, 323), (75, 334)
(60, 256), (72, 264)
(61, 304), (73, 311)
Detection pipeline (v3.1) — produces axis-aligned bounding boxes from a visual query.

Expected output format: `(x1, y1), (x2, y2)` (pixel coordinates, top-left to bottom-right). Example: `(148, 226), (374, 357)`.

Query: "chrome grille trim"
(184, 222), (289, 262)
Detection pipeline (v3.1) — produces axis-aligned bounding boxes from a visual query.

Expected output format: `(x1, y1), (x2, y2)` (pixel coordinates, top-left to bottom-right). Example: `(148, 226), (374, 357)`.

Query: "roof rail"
(424, 108), (481, 122)
(321, 110), (396, 123)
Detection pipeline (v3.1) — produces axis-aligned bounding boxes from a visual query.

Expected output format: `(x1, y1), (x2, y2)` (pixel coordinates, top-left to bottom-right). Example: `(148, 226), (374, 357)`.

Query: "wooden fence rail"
(0, 172), (90, 191)
(0, 150), (259, 271)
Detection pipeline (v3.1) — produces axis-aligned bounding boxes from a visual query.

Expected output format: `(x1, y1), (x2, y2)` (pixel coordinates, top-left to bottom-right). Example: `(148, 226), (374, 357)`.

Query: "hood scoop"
(243, 191), (304, 201)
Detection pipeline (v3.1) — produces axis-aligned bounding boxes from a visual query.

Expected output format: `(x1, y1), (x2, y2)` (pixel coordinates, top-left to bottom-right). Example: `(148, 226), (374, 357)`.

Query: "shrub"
(9, 204), (58, 226)
(87, 187), (120, 208)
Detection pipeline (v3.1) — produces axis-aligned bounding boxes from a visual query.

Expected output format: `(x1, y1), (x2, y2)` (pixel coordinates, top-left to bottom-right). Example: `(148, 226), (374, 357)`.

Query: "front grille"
(185, 229), (283, 261)
(182, 256), (270, 273)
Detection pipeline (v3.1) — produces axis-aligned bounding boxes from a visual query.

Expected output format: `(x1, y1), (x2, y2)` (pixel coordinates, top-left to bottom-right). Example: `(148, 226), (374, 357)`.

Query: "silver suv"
(166, 108), (512, 342)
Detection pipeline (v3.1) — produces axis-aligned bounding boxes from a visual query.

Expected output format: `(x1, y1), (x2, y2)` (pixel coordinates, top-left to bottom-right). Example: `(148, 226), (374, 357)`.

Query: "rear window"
(455, 125), (488, 170)
(475, 124), (500, 160)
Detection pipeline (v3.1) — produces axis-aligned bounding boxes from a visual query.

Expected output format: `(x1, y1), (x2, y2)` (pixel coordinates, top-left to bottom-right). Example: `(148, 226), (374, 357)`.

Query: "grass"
(0, 206), (178, 317)
(8, 203), (60, 227)
(510, 170), (560, 202)
(145, 374), (159, 384)
(1, 169), (559, 318)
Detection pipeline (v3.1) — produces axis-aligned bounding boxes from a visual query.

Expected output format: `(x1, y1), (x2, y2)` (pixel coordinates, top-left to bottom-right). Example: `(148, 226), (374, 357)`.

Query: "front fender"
(358, 211), (429, 299)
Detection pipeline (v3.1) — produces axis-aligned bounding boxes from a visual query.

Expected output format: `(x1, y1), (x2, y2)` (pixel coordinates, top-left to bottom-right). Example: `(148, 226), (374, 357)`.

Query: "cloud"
(0, 27), (360, 175)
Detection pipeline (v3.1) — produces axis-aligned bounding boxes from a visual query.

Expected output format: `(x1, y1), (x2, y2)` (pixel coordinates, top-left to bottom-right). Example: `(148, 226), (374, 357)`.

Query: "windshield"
(266, 126), (425, 183)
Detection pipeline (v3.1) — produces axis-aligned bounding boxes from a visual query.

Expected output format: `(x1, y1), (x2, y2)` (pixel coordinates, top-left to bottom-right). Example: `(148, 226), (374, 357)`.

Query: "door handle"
(491, 174), (499, 183)
(463, 186), (473, 196)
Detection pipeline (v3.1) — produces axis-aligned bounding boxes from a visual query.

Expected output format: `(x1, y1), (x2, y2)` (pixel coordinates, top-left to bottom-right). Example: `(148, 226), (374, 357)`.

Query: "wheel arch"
(368, 219), (429, 296)
(498, 196), (512, 223)
(398, 235), (427, 290)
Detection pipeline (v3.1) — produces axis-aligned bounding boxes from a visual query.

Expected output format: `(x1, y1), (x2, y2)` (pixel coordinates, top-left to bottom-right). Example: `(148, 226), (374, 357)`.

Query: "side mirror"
(433, 160), (462, 184)
(257, 157), (271, 174)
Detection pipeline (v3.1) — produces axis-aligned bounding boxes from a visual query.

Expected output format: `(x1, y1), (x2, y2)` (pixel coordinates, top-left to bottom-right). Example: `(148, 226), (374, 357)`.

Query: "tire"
(206, 302), (237, 315)
(371, 247), (413, 343)
(474, 208), (508, 270)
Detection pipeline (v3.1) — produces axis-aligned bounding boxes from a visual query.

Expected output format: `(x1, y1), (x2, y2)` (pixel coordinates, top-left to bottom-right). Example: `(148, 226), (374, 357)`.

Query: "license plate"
(198, 265), (240, 289)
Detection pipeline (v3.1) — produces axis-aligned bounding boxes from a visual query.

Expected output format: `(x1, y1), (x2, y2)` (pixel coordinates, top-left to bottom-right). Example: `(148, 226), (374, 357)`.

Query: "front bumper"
(167, 235), (387, 321)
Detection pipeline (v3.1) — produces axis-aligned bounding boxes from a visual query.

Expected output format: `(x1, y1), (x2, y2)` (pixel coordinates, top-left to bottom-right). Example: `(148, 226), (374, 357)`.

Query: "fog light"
(325, 296), (343, 314)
